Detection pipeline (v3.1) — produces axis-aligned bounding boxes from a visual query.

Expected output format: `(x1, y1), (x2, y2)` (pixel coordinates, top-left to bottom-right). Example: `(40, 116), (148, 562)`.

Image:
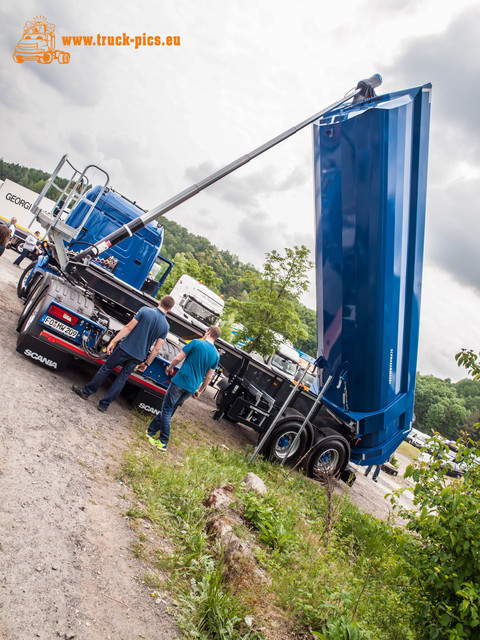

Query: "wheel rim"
(21, 291), (38, 320)
(274, 430), (300, 459)
(312, 448), (340, 473)
(23, 305), (39, 334)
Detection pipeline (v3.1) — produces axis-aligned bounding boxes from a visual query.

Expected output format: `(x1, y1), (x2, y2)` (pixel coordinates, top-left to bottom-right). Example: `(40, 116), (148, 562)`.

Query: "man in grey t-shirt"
(72, 295), (175, 412)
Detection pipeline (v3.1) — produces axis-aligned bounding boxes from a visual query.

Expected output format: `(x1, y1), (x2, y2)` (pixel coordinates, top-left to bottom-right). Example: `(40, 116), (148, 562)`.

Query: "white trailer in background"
(0, 179), (55, 249)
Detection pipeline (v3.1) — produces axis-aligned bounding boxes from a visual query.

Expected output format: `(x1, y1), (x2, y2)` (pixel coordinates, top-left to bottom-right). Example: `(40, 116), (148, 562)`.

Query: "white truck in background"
(266, 341), (300, 380)
(169, 273), (224, 330)
(0, 179), (55, 250)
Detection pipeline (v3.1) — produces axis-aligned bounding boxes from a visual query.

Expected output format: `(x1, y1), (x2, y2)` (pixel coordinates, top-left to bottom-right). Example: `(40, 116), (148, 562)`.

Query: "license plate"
(43, 316), (79, 339)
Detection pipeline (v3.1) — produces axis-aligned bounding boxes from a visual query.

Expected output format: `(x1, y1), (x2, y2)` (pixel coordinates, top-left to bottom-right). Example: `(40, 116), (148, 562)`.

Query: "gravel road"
(0, 250), (179, 640)
(0, 248), (416, 640)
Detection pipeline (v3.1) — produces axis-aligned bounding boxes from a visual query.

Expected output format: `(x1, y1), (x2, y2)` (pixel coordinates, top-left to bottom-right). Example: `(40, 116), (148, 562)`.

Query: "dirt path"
(0, 249), (416, 640)
(0, 250), (179, 640)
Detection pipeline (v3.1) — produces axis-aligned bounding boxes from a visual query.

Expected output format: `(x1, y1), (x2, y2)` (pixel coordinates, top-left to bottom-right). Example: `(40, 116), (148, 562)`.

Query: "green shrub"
(391, 432), (480, 639)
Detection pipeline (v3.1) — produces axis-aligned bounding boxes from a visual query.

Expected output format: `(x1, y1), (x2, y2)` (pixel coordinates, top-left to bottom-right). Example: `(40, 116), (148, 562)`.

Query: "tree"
(414, 374), (469, 440)
(198, 264), (222, 292)
(294, 303), (317, 356)
(228, 246), (313, 356)
(158, 252), (201, 297)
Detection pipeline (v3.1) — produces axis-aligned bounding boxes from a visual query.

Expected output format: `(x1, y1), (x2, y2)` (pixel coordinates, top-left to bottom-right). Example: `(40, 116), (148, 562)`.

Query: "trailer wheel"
(263, 422), (308, 465)
(17, 262), (40, 300)
(305, 438), (347, 479)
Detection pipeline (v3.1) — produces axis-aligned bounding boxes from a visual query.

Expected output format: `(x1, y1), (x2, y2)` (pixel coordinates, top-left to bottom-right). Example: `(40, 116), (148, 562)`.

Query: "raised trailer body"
(314, 84), (431, 464)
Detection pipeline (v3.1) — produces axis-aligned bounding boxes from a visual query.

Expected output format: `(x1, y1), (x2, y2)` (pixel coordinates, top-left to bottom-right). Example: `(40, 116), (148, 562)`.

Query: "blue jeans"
(148, 382), (192, 447)
(82, 346), (141, 409)
(13, 248), (34, 266)
(364, 464), (381, 480)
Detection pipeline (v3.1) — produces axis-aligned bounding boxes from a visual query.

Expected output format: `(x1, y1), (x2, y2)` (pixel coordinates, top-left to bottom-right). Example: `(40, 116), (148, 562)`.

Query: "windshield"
(301, 371), (316, 388)
(183, 298), (220, 325)
(271, 353), (297, 376)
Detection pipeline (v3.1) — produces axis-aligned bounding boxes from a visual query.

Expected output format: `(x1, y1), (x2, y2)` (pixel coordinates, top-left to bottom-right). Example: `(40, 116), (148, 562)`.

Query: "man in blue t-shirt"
(147, 326), (221, 452)
(72, 295), (175, 412)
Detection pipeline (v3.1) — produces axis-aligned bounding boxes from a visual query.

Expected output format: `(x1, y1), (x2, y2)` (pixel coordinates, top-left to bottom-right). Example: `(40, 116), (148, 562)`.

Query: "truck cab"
(265, 342), (300, 381)
(169, 274), (224, 329)
(64, 186), (170, 293)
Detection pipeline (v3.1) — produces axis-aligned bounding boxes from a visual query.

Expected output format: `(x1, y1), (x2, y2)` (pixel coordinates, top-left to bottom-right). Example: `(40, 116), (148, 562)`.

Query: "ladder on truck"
(27, 154), (109, 269)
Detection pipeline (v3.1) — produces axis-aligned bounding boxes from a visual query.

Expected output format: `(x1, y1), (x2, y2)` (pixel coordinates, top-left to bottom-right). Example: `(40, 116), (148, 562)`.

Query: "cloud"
(381, 6), (480, 297)
(426, 176), (480, 293)
(184, 160), (310, 210)
(387, 6), (480, 158)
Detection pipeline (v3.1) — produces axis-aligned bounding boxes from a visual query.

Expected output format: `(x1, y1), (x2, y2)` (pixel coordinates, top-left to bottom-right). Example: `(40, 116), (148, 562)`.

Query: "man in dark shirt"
(72, 295), (175, 412)
(147, 326), (221, 451)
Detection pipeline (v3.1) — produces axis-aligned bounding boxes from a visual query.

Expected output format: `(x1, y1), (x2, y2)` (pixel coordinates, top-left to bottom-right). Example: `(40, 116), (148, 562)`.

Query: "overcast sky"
(1, 0), (479, 381)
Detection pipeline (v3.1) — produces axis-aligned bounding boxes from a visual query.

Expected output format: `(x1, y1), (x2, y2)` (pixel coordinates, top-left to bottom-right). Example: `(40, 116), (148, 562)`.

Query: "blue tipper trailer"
(314, 83), (432, 465)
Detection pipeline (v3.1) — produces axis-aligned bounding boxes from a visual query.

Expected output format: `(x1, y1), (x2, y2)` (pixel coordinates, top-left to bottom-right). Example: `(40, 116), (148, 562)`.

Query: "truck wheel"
(263, 422), (308, 465)
(58, 52), (70, 64)
(16, 241), (25, 254)
(18, 292), (46, 338)
(13, 54), (24, 63)
(17, 283), (47, 332)
(39, 52), (53, 64)
(305, 438), (347, 479)
(17, 263), (40, 300)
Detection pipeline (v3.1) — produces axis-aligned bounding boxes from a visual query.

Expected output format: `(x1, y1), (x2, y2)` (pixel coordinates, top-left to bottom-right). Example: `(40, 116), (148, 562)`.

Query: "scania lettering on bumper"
(24, 348), (58, 369)
(138, 402), (161, 415)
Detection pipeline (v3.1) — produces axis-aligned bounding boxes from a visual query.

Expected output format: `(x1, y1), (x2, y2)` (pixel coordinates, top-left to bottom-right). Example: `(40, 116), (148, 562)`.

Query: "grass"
(120, 413), (421, 640)
(398, 440), (420, 460)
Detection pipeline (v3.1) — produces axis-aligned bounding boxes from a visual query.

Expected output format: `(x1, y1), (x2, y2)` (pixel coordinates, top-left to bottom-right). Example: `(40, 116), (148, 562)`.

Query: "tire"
(18, 292), (46, 339)
(305, 437), (348, 479)
(17, 263), (40, 299)
(263, 421), (309, 465)
(58, 52), (70, 64)
(13, 54), (24, 63)
(39, 52), (53, 64)
(17, 282), (47, 332)
(16, 241), (25, 254)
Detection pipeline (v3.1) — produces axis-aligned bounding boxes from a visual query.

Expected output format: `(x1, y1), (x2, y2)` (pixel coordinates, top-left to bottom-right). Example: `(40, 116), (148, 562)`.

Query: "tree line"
(414, 372), (480, 441)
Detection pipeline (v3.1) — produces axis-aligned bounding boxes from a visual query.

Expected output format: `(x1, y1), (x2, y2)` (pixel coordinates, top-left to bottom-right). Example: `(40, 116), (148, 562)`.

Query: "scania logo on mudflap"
(24, 348), (58, 369)
(138, 402), (161, 415)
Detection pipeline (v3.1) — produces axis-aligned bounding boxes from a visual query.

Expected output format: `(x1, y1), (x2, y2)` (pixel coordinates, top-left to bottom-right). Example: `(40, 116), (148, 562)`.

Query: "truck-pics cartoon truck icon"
(13, 16), (70, 65)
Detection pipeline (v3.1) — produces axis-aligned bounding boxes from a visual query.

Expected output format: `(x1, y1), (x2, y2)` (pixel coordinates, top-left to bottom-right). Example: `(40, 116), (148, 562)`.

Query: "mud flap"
(132, 389), (165, 417)
(16, 333), (72, 372)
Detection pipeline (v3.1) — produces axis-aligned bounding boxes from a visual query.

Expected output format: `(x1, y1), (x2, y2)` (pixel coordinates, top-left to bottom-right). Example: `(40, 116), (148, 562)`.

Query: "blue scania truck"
(15, 75), (431, 481)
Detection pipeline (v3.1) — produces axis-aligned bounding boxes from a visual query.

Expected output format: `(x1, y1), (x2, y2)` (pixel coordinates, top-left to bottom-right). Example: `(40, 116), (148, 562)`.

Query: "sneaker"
(72, 384), (89, 400)
(148, 436), (167, 452)
(97, 404), (107, 412)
